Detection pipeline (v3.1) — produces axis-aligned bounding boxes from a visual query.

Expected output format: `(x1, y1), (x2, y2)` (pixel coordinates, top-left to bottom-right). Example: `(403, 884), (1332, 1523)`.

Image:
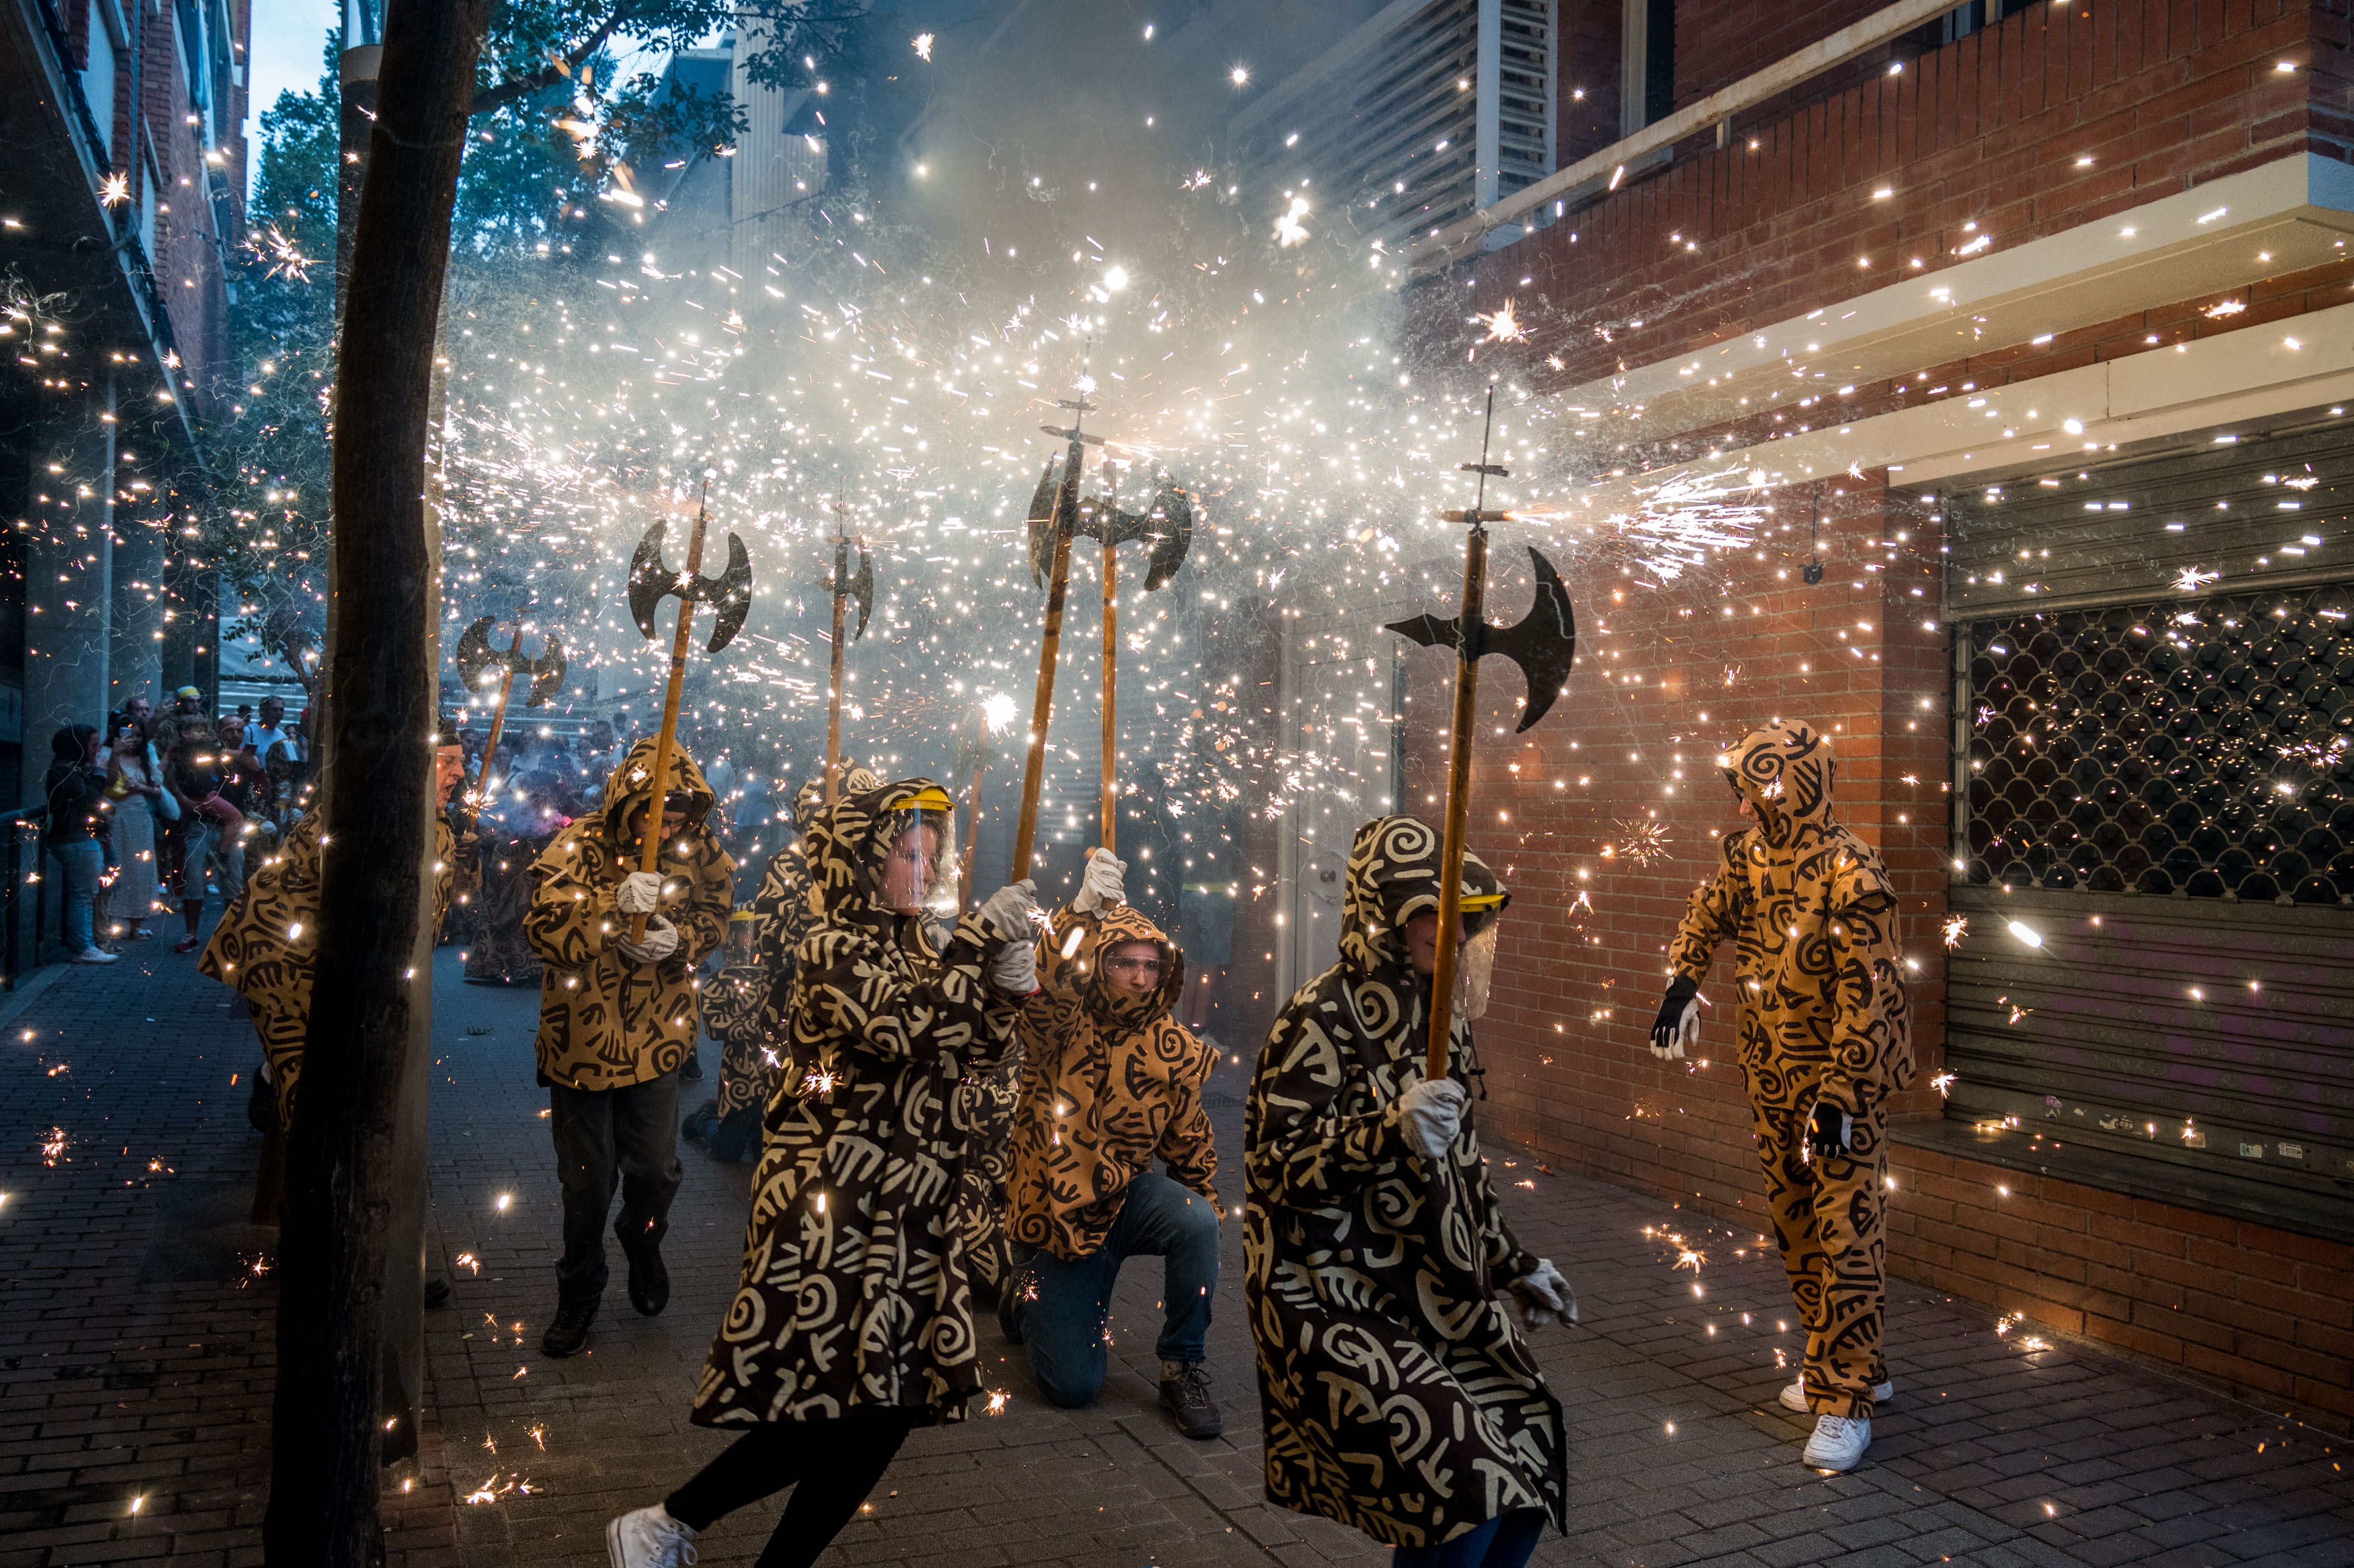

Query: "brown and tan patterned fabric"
(200, 810), (457, 1129)
(704, 942), (771, 1148)
(524, 739), (735, 1091)
(747, 767), (881, 1059)
(1244, 815), (1563, 1549)
(1670, 720), (1910, 1418)
(691, 778), (1025, 1427)
(1008, 902), (1217, 1262)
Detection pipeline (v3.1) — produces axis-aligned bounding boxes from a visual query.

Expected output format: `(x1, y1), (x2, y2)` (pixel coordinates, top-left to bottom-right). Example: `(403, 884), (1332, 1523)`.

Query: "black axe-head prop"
(830, 536), (875, 641)
(627, 518), (753, 653)
(1078, 484), (1194, 591)
(1387, 545), (1578, 731)
(454, 616), (568, 708)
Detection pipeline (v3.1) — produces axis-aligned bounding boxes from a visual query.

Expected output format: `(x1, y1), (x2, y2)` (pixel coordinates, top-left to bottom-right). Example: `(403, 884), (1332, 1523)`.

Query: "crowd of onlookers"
(38, 699), (784, 969)
(38, 689), (316, 964)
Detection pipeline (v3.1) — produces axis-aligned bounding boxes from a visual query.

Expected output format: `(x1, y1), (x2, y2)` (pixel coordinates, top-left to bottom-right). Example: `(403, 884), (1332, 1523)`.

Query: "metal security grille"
(1942, 417), (2354, 1222)
(1964, 584), (2354, 903)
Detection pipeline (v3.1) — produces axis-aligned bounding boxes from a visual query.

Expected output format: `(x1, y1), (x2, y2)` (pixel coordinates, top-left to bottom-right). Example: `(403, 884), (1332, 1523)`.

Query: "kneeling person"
(1000, 847), (1224, 1439)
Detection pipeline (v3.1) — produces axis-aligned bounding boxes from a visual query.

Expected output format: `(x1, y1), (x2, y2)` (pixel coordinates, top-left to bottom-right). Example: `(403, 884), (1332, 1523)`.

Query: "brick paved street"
(2, 942), (2349, 1567)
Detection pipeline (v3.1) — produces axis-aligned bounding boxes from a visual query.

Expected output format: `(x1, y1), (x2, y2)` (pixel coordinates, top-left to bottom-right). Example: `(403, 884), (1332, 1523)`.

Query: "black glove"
(1650, 975), (1699, 1060)
(1806, 1101), (1854, 1161)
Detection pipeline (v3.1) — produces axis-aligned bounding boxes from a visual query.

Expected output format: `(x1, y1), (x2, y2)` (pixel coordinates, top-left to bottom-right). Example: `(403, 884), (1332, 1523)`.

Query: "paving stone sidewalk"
(1, 943), (2348, 1568)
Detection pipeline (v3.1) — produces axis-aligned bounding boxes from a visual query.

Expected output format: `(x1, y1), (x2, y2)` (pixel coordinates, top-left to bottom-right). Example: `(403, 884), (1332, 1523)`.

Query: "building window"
(1621, 0), (1673, 134)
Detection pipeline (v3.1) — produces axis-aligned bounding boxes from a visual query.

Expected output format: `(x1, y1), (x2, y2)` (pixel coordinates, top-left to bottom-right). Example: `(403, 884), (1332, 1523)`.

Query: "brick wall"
(1224, 478), (1958, 1213)
(1454, 0), (2351, 400)
(1890, 1141), (2354, 1432)
(1558, 0), (1624, 166)
(1673, 0), (1887, 108)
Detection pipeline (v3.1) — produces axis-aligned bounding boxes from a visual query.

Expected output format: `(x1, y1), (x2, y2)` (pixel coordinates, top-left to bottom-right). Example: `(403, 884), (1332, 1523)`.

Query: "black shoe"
(1159, 1362), (1223, 1440)
(679, 1051), (704, 1082)
(424, 1275), (451, 1310)
(624, 1243), (669, 1317)
(996, 1275), (1024, 1344)
(541, 1301), (595, 1357)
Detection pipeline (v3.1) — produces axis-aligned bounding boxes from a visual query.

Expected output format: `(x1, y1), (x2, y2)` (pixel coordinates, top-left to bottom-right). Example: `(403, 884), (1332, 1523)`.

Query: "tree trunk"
(265, 0), (486, 1560)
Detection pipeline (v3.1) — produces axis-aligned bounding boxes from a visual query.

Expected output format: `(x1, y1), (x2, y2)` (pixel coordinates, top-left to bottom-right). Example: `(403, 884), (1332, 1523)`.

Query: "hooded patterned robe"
(199, 811), (457, 1128)
(694, 918), (769, 1162)
(524, 739), (736, 1091)
(1008, 901), (1217, 1262)
(1670, 721), (1911, 1417)
(1245, 816), (1565, 1548)
(690, 778), (1026, 1426)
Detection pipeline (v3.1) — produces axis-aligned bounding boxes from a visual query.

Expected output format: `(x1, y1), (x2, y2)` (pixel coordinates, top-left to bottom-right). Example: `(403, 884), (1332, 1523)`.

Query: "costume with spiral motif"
(1244, 815), (1563, 1549)
(690, 778), (1025, 1426)
(1670, 720), (1911, 1420)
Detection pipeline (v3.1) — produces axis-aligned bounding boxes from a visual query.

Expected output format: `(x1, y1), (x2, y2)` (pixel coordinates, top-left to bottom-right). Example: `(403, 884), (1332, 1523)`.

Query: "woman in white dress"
(105, 714), (163, 941)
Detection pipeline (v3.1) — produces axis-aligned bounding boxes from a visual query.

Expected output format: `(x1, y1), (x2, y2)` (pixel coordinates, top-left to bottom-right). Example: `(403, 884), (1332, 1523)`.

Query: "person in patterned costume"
(997, 847), (1224, 1437)
(1652, 720), (1911, 1474)
(462, 756), (569, 986)
(747, 766), (880, 1060)
(200, 731), (465, 1132)
(683, 911), (766, 1163)
(525, 737), (735, 1359)
(602, 778), (1040, 1568)
(1246, 816), (1572, 1568)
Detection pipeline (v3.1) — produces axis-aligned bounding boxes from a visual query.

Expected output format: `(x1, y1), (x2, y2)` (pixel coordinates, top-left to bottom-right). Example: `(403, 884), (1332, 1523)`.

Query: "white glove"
(617, 870), (664, 914)
(1071, 848), (1128, 916)
(615, 916), (678, 965)
(976, 879), (1039, 944)
(1396, 1078), (1467, 1162)
(989, 938), (1039, 996)
(1507, 1259), (1578, 1328)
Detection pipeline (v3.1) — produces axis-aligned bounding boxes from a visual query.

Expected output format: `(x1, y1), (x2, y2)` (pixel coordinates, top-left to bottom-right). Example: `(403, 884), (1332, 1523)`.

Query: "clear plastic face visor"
(878, 789), (961, 914)
(1454, 891), (1506, 1023)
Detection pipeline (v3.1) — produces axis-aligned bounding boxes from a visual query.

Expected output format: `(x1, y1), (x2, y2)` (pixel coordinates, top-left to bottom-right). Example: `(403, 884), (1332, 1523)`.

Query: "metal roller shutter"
(1941, 412), (2354, 1218)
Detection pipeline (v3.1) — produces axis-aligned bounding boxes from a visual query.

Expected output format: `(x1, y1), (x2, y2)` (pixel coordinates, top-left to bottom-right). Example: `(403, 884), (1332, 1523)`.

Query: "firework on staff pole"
(452, 611), (566, 812)
(821, 498), (875, 805)
(622, 477), (754, 943)
(1052, 459), (1195, 852)
(1384, 386), (1579, 1080)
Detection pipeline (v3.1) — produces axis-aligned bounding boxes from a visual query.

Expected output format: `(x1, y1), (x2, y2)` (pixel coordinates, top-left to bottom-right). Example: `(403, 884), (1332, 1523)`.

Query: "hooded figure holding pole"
(602, 778), (1039, 1568)
(1654, 720), (1911, 1473)
(1245, 816), (1571, 1566)
(525, 736), (735, 1358)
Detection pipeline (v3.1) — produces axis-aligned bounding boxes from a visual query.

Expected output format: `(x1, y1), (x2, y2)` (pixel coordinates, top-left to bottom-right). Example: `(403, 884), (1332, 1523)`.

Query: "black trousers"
(548, 1074), (682, 1309)
(664, 1409), (922, 1566)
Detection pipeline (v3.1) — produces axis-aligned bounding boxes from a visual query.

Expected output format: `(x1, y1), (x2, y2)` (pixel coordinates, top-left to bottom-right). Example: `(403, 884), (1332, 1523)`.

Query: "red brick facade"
(1254, 0), (2354, 1434)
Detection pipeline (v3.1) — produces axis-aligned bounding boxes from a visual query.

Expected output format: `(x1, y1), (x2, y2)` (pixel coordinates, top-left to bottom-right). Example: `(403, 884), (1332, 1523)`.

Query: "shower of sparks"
(1931, 1070), (1957, 1097)
(1673, 1248), (1706, 1272)
(1274, 195), (1311, 247)
(986, 1390), (1010, 1415)
(2174, 566), (2221, 592)
(1612, 818), (1671, 867)
(802, 1067), (840, 1097)
(1475, 300), (1525, 343)
(40, 1127), (67, 1166)
(99, 172), (130, 207)
(912, 32), (934, 60)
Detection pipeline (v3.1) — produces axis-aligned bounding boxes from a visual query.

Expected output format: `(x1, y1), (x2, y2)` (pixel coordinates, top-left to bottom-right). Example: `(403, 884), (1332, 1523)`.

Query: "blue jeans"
(50, 840), (102, 953)
(1004, 1169), (1220, 1406)
(1393, 1509), (1545, 1568)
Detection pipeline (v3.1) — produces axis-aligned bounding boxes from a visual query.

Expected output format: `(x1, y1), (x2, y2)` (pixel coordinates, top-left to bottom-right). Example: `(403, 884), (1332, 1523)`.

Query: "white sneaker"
(1779, 1376), (1893, 1413)
(71, 948), (120, 965)
(1802, 1413), (1871, 1471)
(607, 1505), (699, 1567)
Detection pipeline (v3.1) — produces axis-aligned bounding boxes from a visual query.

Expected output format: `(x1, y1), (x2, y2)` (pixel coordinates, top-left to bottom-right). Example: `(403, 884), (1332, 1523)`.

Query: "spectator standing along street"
(104, 712), (163, 941)
(43, 725), (117, 965)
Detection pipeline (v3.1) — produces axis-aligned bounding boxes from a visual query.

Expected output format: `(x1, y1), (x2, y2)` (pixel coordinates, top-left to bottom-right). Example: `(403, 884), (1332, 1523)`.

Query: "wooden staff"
(825, 528), (849, 805)
(1422, 521), (1488, 1081)
(1011, 401), (1093, 881)
(1100, 527), (1118, 854)
(628, 488), (709, 944)
(472, 616), (521, 804)
(960, 709), (988, 908)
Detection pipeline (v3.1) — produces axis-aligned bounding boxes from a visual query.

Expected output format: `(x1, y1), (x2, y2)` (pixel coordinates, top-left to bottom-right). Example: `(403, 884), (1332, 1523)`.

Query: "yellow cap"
(728, 909), (759, 924)
(904, 786), (956, 813)
(1459, 892), (1507, 912)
